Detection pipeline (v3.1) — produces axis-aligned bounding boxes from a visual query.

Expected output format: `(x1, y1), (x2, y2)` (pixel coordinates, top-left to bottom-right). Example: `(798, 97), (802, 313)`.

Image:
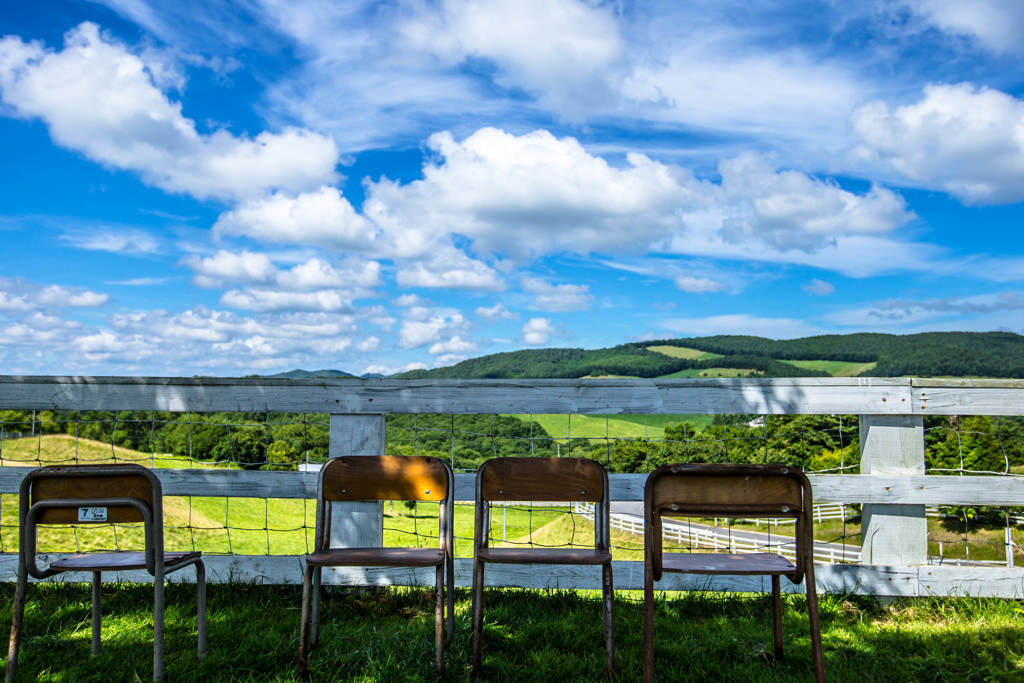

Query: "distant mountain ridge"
(257, 369), (357, 379)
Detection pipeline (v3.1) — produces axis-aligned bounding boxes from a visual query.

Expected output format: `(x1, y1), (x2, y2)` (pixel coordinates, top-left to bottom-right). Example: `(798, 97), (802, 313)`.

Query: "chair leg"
(471, 558), (484, 678)
(446, 554), (455, 645)
(643, 565), (655, 683)
(602, 562), (614, 677)
(91, 572), (102, 656)
(804, 568), (826, 683)
(153, 570), (166, 683)
(771, 575), (784, 662)
(310, 566), (322, 650)
(297, 564), (316, 682)
(196, 560), (207, 659)
(5, 562), (29, 683)
(435, 563), (445, 676)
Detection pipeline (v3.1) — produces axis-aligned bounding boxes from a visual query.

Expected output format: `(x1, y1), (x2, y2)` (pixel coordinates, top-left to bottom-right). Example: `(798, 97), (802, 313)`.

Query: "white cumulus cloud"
(521, 277), (592, 312)
(213, 186), (376, 249)
(0, 23), (339, 201)
(521, 317), (554, 345)
(852, 83), (1024, 205)
(403, 0), (624, 117)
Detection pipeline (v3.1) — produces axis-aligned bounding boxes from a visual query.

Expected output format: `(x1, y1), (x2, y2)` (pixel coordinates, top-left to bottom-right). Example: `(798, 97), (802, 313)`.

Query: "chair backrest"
(319, 455), (450, 502)
(646, 464), (804, 518)
(475, 457), (610, 552)
(478, 457), (606, 503)
(19, 464), (163, 578)
(644, 463), (812, 580)
(26, 465), (157, 525)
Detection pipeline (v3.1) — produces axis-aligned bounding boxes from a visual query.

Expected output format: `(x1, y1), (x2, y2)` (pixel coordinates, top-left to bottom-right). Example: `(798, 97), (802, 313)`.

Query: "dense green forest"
(395, 346), (829, 379)
(653, 331), (1024, 378)
(394, 331), (1024, 380)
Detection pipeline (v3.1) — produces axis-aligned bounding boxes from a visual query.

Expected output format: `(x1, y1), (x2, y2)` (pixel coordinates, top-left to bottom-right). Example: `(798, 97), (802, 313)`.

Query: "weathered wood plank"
(328, 414), (386, 548)
(0, 554), (1016, 597)
(807, 474), (1024, 506)
(860, 416), (928, 566)
(913, 380), (1024, 416)
(2, 468), (1023, 507)
(0, 376), (912, 415)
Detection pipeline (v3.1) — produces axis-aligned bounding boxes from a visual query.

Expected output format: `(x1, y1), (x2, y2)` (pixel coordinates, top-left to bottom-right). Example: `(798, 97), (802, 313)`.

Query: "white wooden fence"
(1, 375), (1024, 597)
(576, 502), (862, 564)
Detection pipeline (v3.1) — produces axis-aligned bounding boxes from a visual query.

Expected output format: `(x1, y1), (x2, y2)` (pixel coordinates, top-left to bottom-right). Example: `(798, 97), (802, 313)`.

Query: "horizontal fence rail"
(1, 375), (1024, 597)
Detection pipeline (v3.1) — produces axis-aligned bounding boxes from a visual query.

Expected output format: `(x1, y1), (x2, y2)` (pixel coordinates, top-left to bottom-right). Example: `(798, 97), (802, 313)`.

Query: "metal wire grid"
(922, 416), (1024, 567)
(1, 410), (1020, 566)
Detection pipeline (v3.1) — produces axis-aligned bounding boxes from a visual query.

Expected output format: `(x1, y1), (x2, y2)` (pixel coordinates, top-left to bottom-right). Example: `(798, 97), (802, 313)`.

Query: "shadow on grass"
(0, 584), (1022, 681)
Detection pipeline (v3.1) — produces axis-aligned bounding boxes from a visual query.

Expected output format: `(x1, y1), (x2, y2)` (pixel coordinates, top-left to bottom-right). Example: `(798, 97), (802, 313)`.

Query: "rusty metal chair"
(643, 463), (825, 682)
(297, 455), (454, 679)
(5, 464), (206, 683)
(472, 456), (614, 678)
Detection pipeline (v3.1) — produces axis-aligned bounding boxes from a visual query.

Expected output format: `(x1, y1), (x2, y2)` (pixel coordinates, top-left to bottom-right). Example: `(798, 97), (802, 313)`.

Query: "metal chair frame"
(297, 455), (455, 679)
(6, 464), (206, 683)
(471, 456), (614, 678)
(643, 463), (825, 682)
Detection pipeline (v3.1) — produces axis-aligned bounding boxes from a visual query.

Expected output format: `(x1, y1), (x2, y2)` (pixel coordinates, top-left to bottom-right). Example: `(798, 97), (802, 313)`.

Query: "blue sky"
(2, 0), (1024, 377)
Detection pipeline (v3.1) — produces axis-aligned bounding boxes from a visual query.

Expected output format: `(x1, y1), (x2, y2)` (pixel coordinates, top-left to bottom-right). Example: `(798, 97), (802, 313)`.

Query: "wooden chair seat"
(305, 547), (444, 568)
(476, 547), (611, 565)
(661, 552), (795, 575)
(51, 551), (202, 572)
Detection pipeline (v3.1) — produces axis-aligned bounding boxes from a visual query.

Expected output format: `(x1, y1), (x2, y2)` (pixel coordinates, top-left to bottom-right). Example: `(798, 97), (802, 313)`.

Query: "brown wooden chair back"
(319, 454), (449, 502)
(28, 467), (156, 525)
(478, 456), (606, 503)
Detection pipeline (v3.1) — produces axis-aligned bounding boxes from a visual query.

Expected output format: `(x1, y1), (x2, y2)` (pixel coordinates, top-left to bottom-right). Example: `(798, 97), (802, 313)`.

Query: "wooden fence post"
(328, 414), (386, 548)
(860, 415), (928, 565)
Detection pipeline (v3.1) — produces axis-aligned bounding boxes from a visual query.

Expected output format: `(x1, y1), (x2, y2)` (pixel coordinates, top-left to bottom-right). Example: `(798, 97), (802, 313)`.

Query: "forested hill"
(394, 331), (1024, 380)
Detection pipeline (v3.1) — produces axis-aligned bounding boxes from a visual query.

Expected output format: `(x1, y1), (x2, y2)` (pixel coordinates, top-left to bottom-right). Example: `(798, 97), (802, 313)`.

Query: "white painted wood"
(2, 468), (1024, 507)
(912, 381), (1024, 416)
(806, 474), (1024, 506)
(0, 376), (914, 415)
(860, 416), (928, 566)
(2, 554), (1018, 597)
(327, 414), (385, 548)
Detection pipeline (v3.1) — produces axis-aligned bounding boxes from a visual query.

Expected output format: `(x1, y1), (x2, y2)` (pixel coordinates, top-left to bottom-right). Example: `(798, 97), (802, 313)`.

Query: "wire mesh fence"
(921, 416), (1024, 567)
(2, 409), (1023, 568)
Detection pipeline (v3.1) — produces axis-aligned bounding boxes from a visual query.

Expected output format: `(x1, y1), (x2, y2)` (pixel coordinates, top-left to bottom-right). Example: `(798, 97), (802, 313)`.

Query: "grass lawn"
(661, 368), (763, 379)
(784, 360), (878, 377)
(510, 414), (688, 441)
(1, 582), (1023, 681)
(647, 345), (723, 361)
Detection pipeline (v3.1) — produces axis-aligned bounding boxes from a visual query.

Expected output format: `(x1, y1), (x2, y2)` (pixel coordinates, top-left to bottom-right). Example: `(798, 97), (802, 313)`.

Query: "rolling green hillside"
(394, 332), (1024, 380)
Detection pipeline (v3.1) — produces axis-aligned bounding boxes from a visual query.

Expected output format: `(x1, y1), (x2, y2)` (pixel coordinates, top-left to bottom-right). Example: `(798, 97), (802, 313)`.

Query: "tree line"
(5, 409), (1022, 477)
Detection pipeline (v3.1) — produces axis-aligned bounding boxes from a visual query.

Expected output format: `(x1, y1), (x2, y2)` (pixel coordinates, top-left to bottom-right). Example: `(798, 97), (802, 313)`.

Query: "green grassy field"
(647, 345), (723, 360)
(661, 368), (764, 379)
(784, 360), (878, 377)
(2, 582), (1023, 682)
(511, 414), (687, 440)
